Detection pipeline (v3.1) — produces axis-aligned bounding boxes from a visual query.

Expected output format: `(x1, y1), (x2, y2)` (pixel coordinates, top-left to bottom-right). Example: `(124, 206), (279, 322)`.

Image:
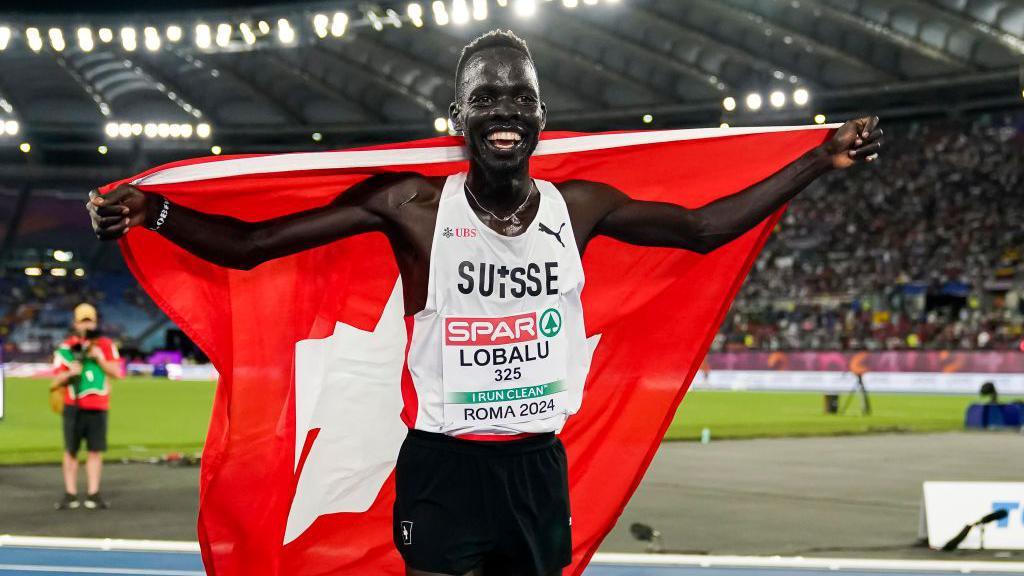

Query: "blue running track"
(0, 546), (1020, 576)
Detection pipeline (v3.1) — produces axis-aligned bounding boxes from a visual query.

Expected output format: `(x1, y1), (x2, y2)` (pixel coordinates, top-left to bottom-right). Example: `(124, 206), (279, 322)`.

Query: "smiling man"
(89, 30), (881, 576)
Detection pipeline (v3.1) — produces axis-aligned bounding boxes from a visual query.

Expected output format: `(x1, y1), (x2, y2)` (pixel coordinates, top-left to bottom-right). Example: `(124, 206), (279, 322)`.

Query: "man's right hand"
(87, 184), (149, 240)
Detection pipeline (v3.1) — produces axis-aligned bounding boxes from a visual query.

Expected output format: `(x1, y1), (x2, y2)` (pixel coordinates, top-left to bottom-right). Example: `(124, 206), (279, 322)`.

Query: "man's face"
(452, 47), (546, 173)
(75, 318), (96, 336)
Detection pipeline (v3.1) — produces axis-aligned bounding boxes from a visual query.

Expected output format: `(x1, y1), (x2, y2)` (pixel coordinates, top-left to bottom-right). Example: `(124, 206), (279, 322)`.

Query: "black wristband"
(145, 195), (171, 231)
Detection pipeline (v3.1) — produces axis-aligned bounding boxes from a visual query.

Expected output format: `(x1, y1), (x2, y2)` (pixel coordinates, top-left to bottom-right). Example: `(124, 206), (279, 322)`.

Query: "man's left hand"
(88, 345), (105, 361)
(823, 116), (883, 170)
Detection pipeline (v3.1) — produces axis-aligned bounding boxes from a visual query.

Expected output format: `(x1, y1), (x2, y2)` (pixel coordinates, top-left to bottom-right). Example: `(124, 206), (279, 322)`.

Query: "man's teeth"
(487, 131), (522, 143)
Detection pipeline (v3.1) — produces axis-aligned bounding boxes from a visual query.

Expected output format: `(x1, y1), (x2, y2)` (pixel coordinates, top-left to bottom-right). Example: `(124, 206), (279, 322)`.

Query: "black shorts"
(63, 406), (108, 455)
(393, 429), (572, 576)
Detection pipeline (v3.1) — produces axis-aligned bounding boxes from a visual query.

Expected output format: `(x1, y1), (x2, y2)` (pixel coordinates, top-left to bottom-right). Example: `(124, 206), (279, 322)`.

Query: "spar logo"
(445, 309), (562, 346)
(446, 313), (537, 346)
(539, 308), (561, 338)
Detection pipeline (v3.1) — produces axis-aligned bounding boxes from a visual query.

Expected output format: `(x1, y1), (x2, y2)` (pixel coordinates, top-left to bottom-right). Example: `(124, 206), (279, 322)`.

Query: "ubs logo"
(444, 226), (477, 239)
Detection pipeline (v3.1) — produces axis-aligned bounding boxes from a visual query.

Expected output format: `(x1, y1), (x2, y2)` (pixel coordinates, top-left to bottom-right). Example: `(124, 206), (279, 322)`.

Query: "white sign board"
(698, 370), (1024, 395)
(922, 482), (1024, 550)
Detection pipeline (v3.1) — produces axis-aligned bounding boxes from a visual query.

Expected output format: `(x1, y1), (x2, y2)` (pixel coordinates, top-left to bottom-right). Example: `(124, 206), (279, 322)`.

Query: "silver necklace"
(464, 181), (534, 227)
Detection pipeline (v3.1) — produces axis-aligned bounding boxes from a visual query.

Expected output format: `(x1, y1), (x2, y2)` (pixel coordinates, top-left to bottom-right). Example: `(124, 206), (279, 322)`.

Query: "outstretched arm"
(88, 173), (413, 269)
(589, 117), (882, 254)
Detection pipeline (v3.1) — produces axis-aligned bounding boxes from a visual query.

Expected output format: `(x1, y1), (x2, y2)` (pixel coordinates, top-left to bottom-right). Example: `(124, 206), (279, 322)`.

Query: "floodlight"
(26, 28), (43, 52)
(313, 14), (329, 38)
(277, 19), (295, 44)
(473, 0), (488, 20)
(77, 27), (94, 52)
(514, 0), (537, 17)
(144, 26), (161, 51)
(452, 0), (470, 24)
(121, 27), (137, 51)
(332, 12), (348, 36)
(408, 4), (424, 27)
(216, 23), (231, 47)
(48, 28), (65, 52)
(195, 24), (212, 49)
(432, 1), (450, 25)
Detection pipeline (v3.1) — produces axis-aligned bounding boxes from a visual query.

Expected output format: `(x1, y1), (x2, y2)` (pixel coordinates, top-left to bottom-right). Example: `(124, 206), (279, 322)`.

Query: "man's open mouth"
(485, 130), (524, 152)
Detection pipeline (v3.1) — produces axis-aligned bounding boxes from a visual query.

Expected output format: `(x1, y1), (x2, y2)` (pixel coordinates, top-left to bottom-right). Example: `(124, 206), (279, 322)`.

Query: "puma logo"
(538, 222), (566, 248)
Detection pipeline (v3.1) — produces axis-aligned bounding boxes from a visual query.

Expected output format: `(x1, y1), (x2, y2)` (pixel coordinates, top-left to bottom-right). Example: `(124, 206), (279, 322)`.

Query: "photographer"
(51, 303), (121, 510)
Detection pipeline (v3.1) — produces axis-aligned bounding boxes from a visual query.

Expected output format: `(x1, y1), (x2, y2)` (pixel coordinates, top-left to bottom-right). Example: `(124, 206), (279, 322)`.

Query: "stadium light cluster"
(1, 0), (624, 142)
(24, 266), (86, 277)
(0, 0), (621, 56)
(104, 121), (211, 139)
(720, 87), (825, 124)
(0, 96), (18, 137)
(77, 27), (94, 51)
(313, 12), (349, 39)
(0, 119), (18, 136)
(723, 88), (810, 113)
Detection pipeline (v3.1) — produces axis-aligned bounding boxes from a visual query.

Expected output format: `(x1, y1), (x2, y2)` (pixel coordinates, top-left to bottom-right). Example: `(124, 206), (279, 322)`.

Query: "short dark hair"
(455, 29), (534, 98)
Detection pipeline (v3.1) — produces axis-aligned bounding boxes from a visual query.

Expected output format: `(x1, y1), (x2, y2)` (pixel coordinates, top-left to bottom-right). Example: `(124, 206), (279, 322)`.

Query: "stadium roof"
(0, 0), (1022, 163)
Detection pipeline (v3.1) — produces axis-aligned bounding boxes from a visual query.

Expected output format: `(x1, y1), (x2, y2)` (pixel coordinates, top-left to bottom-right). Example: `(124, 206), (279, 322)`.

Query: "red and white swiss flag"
(103, 126), (834, 575)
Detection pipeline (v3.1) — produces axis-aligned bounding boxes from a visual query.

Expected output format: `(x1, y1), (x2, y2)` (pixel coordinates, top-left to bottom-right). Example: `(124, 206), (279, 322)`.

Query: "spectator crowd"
(1, 113), (1022, 356)
(0, 271), (160, 361)
(716, 112), (1024, 351)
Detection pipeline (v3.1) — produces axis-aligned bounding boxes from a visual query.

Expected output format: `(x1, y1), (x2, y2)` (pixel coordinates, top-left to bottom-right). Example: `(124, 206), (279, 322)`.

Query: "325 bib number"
(442, 308), (567, 429)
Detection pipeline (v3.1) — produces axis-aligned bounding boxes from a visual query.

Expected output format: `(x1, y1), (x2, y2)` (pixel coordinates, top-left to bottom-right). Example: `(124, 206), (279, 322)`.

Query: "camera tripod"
(839, 373), (872, 416)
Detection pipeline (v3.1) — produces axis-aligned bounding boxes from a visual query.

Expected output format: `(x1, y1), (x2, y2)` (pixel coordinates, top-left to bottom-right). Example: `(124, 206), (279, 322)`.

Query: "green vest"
(56, 347), (109, 399)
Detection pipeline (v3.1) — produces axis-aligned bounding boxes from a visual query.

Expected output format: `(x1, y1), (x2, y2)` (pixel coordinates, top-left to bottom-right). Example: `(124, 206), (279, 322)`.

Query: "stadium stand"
(1, 113), (1021, 358)
(718, 112), (1024, 351)
(0, 0), (1022, 357)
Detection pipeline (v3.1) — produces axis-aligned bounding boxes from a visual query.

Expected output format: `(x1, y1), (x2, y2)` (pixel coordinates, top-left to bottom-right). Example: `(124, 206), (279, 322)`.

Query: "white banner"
(922, 482), (1024, 550)
(1, 362), (220, 381)
(696, 370), (1024, 395)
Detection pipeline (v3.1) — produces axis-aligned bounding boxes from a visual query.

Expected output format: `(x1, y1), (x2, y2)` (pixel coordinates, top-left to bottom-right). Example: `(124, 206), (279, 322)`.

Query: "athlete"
(88, 30), (882, 576)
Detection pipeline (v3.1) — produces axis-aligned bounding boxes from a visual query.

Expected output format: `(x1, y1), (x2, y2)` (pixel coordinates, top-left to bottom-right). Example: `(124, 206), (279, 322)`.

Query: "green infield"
(1, 376), (215, 465)
(664, 389), (982, 441)
(0, 376), (990, 464)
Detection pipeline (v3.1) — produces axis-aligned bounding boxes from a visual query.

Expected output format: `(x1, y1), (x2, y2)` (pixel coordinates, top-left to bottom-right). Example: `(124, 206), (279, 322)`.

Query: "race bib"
(442, 307), (568, 428)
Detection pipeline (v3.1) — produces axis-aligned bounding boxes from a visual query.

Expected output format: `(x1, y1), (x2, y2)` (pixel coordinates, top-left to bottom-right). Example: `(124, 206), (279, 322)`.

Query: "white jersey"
(405, 172), (590, 436)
